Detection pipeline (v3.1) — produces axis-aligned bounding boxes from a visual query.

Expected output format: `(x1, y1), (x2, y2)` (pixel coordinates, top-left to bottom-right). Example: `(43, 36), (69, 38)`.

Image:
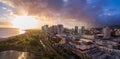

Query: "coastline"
(0, 29), (39, 42)
(0, 38), (7, 41)
(0, 32), (26, 42)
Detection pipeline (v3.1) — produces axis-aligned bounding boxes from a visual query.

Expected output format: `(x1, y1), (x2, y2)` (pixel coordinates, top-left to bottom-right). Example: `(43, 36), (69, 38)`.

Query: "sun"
(12, 16), (39, 30)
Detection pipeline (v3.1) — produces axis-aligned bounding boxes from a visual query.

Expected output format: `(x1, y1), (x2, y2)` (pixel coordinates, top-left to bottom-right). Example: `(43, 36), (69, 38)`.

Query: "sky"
(0, 0), (120, 28)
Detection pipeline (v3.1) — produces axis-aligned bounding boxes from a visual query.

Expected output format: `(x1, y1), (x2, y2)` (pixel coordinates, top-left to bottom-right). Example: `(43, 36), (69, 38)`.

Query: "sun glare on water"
(12, 16), (39, 30)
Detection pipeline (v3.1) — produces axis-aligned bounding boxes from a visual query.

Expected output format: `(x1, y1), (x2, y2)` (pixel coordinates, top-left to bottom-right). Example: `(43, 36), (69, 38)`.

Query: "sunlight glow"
(12, 16), (39, 30)
(19, 30), (25, 34)
(18, 52), (27, 59)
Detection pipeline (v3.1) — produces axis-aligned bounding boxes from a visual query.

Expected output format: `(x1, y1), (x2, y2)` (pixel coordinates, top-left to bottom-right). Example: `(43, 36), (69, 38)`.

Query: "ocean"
(0, 28), (25, 38)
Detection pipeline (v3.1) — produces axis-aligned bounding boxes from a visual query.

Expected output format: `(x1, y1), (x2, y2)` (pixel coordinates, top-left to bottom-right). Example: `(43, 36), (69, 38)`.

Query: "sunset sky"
(0, 0), (120, 28)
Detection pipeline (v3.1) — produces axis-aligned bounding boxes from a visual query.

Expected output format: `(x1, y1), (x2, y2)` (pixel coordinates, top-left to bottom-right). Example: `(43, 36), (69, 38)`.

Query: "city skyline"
(0, 0), (120, 59)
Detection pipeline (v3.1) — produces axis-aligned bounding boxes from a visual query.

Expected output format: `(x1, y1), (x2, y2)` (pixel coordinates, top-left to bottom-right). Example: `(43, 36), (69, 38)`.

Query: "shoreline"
(0, 32), (26, 42)
(0, 29), (38, 42)
(0, 38), (7, 41)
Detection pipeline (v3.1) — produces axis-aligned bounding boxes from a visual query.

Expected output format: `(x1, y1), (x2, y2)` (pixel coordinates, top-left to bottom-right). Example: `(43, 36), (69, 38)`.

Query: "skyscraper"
(103, 26), (111, 39)
(58, 24), (64, 34)
(42, 25), (48, 32)
(51, 25), (59, 34)
(79, 26), (85, 37)
(74, 26), (79, 35)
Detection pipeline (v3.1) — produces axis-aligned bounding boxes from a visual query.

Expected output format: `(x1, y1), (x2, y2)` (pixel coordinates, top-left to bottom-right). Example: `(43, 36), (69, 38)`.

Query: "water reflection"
(19, 29), (25, 34)
(18, 52), (27, 59)
(0, 50), (34, 59)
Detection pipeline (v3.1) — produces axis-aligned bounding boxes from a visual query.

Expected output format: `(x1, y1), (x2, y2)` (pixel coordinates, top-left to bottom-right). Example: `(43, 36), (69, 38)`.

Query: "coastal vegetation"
(0, 30), (64, 59)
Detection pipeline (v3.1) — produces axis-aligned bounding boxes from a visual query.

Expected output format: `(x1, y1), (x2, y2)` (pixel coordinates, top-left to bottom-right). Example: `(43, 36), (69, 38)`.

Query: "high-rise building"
(42, 25), (48, 32)
(74, 26), (79, 35)
(58, 24), (64, 34)
(103, 26), (111, 39)
(54, 25), (59, 34)
(79, 26), (85, 37)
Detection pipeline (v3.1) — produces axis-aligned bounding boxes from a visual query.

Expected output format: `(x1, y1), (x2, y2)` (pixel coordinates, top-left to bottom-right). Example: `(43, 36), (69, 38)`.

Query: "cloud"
(2, 7), (7, 9)
(1, 0), (120, 27)
(1, 0), (64, 26)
